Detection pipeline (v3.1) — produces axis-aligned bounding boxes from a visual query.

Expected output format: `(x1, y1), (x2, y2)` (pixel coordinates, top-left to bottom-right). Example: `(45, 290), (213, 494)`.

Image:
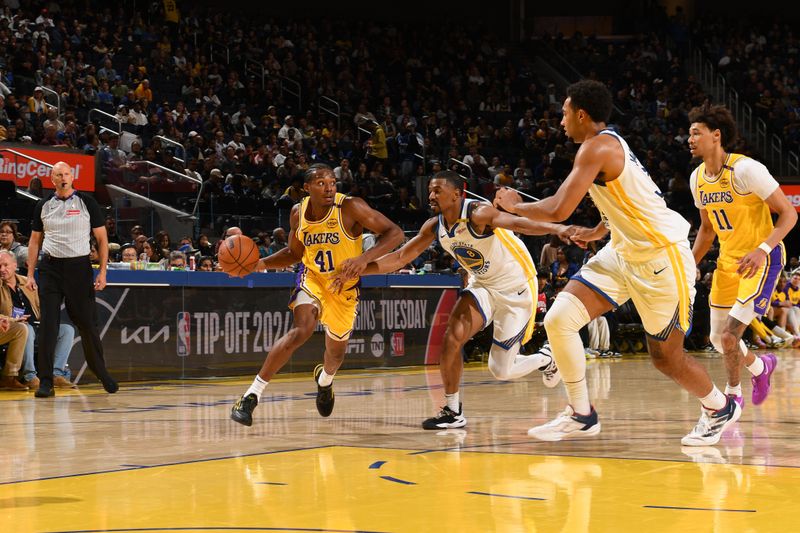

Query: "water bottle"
(189, 255), (196, 271)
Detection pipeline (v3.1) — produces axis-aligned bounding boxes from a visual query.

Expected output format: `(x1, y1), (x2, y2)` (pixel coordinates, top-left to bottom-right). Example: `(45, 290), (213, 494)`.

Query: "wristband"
(758, 242), (772, 255)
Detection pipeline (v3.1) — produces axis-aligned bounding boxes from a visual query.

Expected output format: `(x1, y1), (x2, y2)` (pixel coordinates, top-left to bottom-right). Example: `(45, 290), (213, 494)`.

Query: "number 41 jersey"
(690, 153), (780, 262)
(297, 192), (363, 279)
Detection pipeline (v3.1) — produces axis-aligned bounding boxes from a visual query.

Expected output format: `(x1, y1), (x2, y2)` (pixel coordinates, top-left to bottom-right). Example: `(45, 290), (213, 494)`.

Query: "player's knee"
(544, 292), (590, 336)
(286, 323), (315, 346)
(720, 330), (739, 352)
(443, 320), (471, 348)
(487, 357), (506, 379)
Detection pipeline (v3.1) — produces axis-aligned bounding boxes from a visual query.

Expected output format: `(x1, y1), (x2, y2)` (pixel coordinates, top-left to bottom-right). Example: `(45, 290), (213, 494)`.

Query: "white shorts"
(465, 277), (538, 349)
(572, 242), (696, 340)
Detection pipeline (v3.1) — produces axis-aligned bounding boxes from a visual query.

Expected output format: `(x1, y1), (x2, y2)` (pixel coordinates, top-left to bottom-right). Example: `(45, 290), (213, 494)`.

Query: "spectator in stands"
(268, 228), (287, 255)
(168, 251), (187, 270)
(134, 79), (153, 107)
(104, 217), (122, 245)
(550, 246), (580, 286)
(197, 256), (215, 272)
(0, 250), (76, 390)
(0, 221), (27, 273)
(365, 120), (388, 169)
(0, 312), (28, 390)
(197, 234), (214, 257)
(28, 86), (47, 117)
(154, 230), (173, 253)
(143, 238), (166, 265)
(43, 109), (64, 132)
(101, 135), (126, 170)
(119, 244), (137, 264)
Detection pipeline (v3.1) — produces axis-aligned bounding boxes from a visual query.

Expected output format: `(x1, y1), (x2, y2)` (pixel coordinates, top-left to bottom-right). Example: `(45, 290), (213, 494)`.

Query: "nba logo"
(391, 332), (405, 356)
(177, 312), (191, 357)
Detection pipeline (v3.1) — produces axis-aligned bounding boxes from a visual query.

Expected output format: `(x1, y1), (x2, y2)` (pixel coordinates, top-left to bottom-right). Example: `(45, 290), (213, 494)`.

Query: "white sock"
(566, 379), (591, 415)
(445, 392), (460, 412)
(746, 356), (765, 377)
(700, 385), (727, 411)
(317, 368), (334, 387)
(245, 375), (268, 400)
(725, 383), (742, 397)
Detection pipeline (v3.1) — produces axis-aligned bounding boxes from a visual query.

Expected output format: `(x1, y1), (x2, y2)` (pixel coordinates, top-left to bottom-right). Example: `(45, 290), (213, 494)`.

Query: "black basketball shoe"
(314, 364), (335, 417)
(422, 404), (467, 430)
(230, 393), (258, 426)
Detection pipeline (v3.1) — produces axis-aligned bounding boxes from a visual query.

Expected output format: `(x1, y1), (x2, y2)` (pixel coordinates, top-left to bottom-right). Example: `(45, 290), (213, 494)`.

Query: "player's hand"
(493, 187), (521, 214)
(569, 226), (598, 249)
(329, 272), (350, 294)
(25, 276), (37, 292)
(94, 271), (107, 291)
(737, 248), (767, 279)
(338, 256), (368, 281)
(556, 225), (578, 244)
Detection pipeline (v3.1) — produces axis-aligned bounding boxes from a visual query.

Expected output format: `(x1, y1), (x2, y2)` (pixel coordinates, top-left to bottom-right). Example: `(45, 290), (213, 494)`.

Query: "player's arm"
(761, 189), (797, 251)
(338, 197), (404, 279)
(258, 205), (303, 271)
(494, 137), (608, 221)
(469, 202), (575, 241)
(331, 218), (436, 293)
(692, 208), (717, 265)
(736, 168), (798, 278)
(364, 217), (437, 275)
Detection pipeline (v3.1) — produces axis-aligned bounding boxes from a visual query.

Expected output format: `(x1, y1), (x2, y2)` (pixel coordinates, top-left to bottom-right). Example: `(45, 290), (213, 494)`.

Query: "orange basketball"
(218, 234), (261, 277)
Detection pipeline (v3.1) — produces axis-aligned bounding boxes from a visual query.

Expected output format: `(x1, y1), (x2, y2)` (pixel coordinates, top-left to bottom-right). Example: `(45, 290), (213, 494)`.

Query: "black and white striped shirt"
(32, 192), (104, 258)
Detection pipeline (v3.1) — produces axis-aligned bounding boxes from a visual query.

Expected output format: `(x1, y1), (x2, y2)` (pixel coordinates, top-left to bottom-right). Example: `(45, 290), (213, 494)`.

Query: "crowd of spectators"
(690, 16), (800, 157)
(0, 3), (798, 358)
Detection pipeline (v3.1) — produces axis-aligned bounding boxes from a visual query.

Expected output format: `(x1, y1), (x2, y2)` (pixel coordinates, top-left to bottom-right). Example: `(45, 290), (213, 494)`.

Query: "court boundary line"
(0, 445), (335, 487)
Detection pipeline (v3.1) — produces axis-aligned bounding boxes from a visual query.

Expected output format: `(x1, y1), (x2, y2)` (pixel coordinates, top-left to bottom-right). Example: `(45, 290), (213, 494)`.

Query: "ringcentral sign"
(0, 144), (97, 191)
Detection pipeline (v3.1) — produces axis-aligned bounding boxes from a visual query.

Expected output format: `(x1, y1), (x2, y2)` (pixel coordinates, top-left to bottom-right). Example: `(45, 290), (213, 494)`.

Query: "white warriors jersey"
(437, 199), (537, 291)
(590, 128), (691, 262)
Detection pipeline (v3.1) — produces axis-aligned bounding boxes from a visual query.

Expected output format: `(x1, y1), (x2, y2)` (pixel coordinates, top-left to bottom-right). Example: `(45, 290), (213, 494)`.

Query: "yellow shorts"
(711, 245), (785, 317)
(289, 268), (359, 340)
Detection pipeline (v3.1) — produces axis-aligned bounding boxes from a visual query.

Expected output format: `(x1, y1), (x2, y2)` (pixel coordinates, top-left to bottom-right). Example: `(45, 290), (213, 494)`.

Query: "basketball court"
(2, 349), (799, 532)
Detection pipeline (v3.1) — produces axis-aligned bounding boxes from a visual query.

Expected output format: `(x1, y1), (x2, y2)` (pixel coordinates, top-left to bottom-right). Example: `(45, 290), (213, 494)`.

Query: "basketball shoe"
(422, 404), (466, 430)
(751, 353), (777, 405)
(314, 364), (335, 417)
(527, 405), (601, 441)
(681, 396), (741, 446)
(536, 343), (561, 388)
(230, 393), (258, 426)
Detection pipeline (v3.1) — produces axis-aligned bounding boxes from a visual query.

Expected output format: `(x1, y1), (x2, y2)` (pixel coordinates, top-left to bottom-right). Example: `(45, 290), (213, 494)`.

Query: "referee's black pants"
(37, 255), (110, 385)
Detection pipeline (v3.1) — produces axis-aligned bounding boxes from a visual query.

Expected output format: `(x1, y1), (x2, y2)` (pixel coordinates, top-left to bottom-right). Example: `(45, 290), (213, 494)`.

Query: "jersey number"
(711, 209), (734, 231)
(314, 250), (335, 272)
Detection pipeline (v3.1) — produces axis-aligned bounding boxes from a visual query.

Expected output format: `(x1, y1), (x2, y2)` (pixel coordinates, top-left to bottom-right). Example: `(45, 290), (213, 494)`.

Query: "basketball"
(218, 235), (261, 277)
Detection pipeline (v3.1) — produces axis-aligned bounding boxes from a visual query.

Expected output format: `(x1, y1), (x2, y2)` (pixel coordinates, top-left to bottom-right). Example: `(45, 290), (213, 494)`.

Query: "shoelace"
(542, 360), (558, 379)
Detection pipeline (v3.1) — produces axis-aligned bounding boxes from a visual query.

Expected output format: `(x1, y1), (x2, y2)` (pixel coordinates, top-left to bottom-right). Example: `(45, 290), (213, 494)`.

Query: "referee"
(25, 161), (118, 398)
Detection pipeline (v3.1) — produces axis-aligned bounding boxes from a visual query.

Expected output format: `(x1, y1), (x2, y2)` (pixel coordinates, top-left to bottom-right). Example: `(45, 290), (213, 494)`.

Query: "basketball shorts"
(289, 266), (359, 341)
(465, 276), (538, 349)
(572, 242), (696, 340)
(711, 244), (785, 323)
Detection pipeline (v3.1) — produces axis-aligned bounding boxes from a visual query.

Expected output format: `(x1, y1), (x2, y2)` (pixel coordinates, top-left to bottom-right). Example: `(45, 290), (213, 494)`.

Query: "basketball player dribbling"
(230, 164), (403, 426)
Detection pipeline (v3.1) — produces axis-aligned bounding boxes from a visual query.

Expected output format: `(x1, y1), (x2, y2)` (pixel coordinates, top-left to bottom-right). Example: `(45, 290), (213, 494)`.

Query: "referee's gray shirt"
(32, 192), (104, 258)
